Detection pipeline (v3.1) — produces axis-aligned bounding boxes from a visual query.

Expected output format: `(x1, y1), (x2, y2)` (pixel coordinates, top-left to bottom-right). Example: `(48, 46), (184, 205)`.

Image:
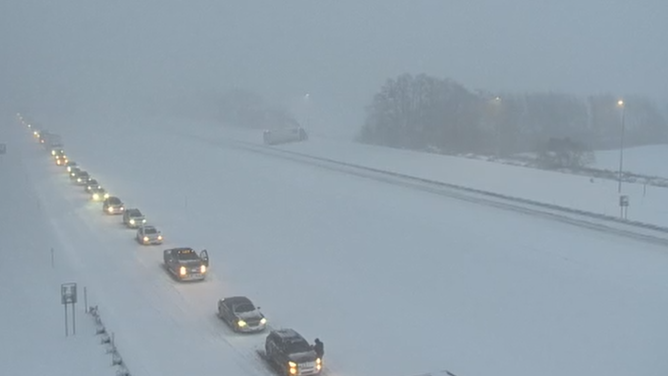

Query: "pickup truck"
(163, 248), (209, 281)
(263, 127), (308, 145)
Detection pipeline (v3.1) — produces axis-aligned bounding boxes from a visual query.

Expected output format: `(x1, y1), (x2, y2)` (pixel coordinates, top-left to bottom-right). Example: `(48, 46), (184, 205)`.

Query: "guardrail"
(88, 305), (132, 376)
(217, 136), (668, 239)
(240, 139), (668, 230)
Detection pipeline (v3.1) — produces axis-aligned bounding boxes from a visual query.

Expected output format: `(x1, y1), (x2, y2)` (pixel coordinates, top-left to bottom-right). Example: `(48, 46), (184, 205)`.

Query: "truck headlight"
(179, 266), (186, 276)
(200, 265), (206, 274)
(260, 318), (267, 324)
(157, 235), (163, 240)
(288, 362), (297, 374)
(143, 236), (149, 242)
(237, 320), (247, 327)
(108, 207), (114, 213)
(142, 219), (146, 223)
(130, 219), (135, 224)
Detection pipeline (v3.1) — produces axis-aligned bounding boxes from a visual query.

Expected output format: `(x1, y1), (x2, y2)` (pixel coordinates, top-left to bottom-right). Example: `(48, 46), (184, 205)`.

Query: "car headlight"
(143, 236), (149, 242)
(179, 266), (186, 276)
(108, 207), (114, 212)
(200, 265), (206, 274)
(142, 219), (146, 223)
(237, 320), (247, 327)
(316, 358), (321, 365)
(93, 194), (99, 200)
(104, 193), (110, 198)
(77, 178), (81, 182)
(129, 219), (135, 224)
(157, 235), (163, 240)
(260, 317), (267, 324)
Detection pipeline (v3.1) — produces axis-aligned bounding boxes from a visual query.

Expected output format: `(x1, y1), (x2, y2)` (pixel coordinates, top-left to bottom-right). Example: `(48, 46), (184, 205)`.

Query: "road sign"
(61, 283), (77, 304)
(619, 195), (629, 207)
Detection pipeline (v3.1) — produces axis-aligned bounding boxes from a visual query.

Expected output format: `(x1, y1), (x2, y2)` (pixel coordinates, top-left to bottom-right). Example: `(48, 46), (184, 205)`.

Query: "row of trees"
(358, 73), (668, 167)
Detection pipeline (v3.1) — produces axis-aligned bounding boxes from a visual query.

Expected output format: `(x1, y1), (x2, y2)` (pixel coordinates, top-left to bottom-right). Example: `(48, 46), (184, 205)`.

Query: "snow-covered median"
(160, 120), (668, 228)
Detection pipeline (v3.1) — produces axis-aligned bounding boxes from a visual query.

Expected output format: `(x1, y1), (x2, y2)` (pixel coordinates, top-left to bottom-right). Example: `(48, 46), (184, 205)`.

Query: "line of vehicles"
(16, 113), (324, 376)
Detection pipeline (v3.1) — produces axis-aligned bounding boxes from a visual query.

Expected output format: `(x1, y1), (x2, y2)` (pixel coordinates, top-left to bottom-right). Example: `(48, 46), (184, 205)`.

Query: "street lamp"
(491, 96), (502, 156)
(617, 99), (626, 193)
(304, 93), (311, 129)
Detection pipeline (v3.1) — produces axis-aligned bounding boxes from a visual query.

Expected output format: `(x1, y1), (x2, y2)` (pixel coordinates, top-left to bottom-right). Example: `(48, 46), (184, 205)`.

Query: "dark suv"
(264, 329), (322, 376)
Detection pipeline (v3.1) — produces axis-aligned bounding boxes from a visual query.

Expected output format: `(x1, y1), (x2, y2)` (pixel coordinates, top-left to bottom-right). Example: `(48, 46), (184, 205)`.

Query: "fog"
(2, 0), (667, 136)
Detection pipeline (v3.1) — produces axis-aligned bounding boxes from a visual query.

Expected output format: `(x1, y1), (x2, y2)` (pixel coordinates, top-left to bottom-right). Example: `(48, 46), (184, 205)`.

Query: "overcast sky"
(2, 0), (667, 130)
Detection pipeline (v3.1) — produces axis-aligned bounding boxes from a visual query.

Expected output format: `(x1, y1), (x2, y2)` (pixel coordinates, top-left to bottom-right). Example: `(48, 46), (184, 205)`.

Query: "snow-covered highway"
(5, 112), (668, 376)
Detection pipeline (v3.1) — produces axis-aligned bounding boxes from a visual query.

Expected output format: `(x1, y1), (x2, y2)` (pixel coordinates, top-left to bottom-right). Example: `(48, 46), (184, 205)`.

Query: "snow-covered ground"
(594, 144), (668, 178)
(0, 128), (115, 376)
(9, 112), (668, 376)
(151, 120), (668, 228)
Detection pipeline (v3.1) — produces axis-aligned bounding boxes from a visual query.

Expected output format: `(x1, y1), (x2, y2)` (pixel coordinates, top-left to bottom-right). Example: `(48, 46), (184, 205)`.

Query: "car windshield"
(109, 198), (121, 204)
(177, 249), (199, 260)
(285, 339), (312, 353)
(234, 303), (255, 313)
(129, 210), (142, 216)
(144, 228), (157, 234)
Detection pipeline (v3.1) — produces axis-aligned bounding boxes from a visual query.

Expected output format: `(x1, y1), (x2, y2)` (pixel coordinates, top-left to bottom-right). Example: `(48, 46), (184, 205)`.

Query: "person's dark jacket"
(314, 339), (324, 358)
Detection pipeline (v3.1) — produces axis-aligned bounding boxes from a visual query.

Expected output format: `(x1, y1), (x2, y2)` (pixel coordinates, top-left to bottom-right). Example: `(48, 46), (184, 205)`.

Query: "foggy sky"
(2, 0), (667, 130)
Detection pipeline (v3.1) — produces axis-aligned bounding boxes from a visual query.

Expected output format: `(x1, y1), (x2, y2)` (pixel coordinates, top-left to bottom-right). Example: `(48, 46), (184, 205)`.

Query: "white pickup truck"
(263, 127), (308, 145)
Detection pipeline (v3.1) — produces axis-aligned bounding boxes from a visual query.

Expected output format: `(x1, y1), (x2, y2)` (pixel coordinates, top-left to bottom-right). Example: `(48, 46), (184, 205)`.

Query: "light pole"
(492, 96), (501, 156)
(304, 93), (310, 129)
(617, 99), (626, 193)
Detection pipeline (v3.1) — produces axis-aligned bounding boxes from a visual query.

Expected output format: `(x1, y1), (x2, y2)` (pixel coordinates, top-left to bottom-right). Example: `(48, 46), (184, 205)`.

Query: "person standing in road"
(313, 338), (324, 359)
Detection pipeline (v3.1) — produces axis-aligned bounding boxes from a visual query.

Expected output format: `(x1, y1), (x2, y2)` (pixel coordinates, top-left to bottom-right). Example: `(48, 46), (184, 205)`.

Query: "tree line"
(358, 73), (668, 167)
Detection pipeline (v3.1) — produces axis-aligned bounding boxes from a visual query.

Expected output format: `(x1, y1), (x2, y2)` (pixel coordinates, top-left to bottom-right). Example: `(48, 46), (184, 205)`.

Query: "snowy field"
(594, 144), (668, 178)
(7, 112), (668, 376)
(150, 119), (668, 228)
(0, 125), (115, 376)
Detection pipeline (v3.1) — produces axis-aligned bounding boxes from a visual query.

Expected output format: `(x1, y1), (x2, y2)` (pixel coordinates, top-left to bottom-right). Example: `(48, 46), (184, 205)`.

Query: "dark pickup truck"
(163, 247), (209, 281)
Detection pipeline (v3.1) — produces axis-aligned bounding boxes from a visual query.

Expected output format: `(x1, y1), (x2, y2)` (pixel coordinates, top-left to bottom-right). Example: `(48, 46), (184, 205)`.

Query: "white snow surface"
(0, 127), (116, 376)
(4, 113), (668, 376)
(161, 120), (668, 227)
(594, 144), (668, 178)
